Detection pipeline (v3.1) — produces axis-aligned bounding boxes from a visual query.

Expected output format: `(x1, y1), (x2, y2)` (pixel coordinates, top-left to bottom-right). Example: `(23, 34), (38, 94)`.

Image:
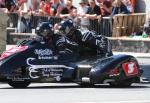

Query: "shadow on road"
(0, 83), (149, 89)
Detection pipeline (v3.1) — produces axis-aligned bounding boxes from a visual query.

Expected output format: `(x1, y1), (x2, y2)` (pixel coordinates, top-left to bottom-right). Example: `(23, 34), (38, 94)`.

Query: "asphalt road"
(0, 58), (150, 103)
(0, 83), (150, 103)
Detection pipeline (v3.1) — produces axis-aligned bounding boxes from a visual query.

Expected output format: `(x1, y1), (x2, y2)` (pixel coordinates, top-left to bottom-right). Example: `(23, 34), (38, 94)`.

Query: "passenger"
(57, 19), (113, 57)
(35, 22), (79, 61)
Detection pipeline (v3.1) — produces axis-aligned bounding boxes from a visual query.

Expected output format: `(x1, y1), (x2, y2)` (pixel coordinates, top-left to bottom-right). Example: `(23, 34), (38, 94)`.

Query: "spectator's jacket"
(112, 4), (130, 16)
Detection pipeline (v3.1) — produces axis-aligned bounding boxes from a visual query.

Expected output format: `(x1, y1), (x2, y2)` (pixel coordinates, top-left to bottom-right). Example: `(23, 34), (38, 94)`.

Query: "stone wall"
(0, 9), (8, 54)
(110, 37), (150, 53)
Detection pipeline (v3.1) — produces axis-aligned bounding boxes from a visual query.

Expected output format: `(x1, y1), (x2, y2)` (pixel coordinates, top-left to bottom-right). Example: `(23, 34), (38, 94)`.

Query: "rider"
(35, 22), (79, 61)
(57, 19), (113, 57)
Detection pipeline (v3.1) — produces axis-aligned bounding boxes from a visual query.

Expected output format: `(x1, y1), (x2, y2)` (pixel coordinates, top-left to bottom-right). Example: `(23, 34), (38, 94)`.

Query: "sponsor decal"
(34, 49), (53, 56)
(34, 49), (55, 60)
(26, 58), (74, 79)
(122, 62), (138, 76)
(7, 76), (30, 81)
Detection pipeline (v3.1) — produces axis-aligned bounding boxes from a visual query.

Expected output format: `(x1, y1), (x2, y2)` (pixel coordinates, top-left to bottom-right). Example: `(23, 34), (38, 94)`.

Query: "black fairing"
(1, 40), (51, 74)
(0, 38), (78, 82)
(89, 55), (140, 83)
(0, 38), (142, 84)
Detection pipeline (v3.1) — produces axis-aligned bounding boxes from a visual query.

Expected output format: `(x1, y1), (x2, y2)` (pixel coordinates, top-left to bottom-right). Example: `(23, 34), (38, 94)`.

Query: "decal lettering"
(128, 63), (135, 74)
(7, 76), (30, 81)
(34, 49), (53, 56)
(122, 62), (138, 76)
(34, 49), (55, 60)
(26, 58), (74, 79)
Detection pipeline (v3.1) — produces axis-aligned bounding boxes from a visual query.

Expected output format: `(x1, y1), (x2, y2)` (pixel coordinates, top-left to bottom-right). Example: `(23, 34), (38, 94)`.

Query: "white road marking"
(73, 100), (150, 103)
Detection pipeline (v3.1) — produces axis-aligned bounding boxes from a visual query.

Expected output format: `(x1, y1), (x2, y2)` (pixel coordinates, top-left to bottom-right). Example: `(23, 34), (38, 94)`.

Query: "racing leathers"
(48, 34), (79, 61)
(67, 29), (113, 57)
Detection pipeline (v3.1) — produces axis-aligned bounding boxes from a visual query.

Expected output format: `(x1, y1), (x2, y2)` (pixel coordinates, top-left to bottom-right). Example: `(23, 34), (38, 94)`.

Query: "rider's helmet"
(36, 22), (54, 39)
(58, 19), (75, 36)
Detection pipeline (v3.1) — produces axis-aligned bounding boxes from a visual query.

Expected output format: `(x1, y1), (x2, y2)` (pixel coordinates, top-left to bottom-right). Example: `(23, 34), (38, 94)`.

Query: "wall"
(0, 9), (8, 54)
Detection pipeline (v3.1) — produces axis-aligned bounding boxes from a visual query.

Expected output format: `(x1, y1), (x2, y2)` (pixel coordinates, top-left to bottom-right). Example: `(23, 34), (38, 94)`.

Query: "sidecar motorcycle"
(0, 37), (143, 88)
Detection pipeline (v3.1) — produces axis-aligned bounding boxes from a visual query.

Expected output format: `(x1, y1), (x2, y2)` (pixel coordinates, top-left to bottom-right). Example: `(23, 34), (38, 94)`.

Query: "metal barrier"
(7, 13), (112, 37)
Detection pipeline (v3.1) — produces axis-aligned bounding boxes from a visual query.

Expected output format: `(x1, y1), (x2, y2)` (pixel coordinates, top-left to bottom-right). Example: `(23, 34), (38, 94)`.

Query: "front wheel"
(8, 80), (31, 88)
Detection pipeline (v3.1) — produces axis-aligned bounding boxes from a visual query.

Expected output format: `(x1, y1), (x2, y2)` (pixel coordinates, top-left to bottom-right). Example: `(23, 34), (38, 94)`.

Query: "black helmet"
(36, 22), (54, 38)
(58, 19), (74, 35)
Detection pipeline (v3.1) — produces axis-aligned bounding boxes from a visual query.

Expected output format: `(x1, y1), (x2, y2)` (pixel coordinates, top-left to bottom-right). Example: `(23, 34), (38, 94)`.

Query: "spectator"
(96, 0), (112, 17)
(41, 0), (53, 16)
(39, 0), (45, 16)
(86, 0), (101, 31)
(0, 0), (18, 13)
(112, 0), (130, 16)
(86, 0), (101, 20)
(77, 0), (91, 29)
(32, 0), (40, 12)
(59, 0), (77, 19)
(17, 0), (33, 33)
(51, 0), (64, 16)
(122, 0), (134, 13)
(5, 0), (17, 12)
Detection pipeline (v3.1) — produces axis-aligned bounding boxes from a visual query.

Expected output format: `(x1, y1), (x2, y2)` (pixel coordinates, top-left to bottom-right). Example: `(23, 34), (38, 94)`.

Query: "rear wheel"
(8, 80), (30, 88)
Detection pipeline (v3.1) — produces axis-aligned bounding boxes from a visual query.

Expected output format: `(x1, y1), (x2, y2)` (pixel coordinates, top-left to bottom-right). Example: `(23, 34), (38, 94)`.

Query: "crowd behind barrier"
(7, 12), (146, 37)
(7, 13), (113, 37)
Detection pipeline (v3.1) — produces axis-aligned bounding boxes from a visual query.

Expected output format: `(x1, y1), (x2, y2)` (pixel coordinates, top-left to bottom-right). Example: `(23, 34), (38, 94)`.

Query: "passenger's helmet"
(36, 22), (54, 38)
(58, 19), (74, 35)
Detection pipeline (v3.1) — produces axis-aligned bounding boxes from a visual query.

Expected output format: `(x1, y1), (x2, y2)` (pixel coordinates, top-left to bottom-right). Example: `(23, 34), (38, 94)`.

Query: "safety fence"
(7, 13), (146, 37)
(7, 13), (112, 37)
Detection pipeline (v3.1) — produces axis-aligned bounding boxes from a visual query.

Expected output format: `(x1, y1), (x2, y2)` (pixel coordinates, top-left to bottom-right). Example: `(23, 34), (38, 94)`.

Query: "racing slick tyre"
(8, 80), (31, 88)
(109, 80), (132, 87)
(78, 83), (94, 87)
